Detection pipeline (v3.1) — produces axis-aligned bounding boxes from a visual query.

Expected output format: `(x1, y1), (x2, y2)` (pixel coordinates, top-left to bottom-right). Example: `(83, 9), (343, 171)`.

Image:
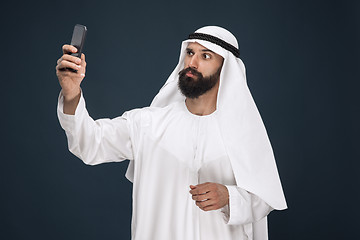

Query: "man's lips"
(186, 71), (194, 77)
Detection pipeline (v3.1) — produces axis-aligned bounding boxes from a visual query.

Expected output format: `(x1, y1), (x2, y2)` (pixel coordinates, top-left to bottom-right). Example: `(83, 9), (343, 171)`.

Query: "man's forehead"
(186, 42), (213, 52)
(186, 42), (219, 55)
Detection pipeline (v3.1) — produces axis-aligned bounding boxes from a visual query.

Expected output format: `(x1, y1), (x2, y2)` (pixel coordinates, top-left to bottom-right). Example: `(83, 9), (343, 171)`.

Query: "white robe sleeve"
(57, 91), (135, 165)
(221, 185), (273, 225)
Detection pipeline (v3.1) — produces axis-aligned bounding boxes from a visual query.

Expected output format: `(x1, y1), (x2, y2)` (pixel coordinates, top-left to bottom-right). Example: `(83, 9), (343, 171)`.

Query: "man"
(56, 26), (287, 240)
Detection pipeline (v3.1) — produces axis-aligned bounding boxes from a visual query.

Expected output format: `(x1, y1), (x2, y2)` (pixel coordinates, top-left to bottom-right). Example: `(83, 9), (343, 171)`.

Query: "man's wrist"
(62, 88), (81, 115)
(63, 88), (81, 102)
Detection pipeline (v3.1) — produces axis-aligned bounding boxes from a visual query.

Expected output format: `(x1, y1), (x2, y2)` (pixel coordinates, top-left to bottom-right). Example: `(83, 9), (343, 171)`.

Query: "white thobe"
(58, 92), (272, 240)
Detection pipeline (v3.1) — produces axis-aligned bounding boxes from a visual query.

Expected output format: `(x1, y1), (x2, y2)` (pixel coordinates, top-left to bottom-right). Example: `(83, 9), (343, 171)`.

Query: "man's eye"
(203, 54), (211, 59)
(187, 51), (194, 56)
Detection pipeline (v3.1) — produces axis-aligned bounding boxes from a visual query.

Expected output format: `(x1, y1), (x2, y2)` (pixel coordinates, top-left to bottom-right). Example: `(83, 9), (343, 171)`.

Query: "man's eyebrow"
(186, 47), (215, 54)
(201, 49), (214, 53)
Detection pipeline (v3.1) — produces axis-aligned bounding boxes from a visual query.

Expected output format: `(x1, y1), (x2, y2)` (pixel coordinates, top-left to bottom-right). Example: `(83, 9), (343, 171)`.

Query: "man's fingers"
(190, 185), (211, 195)
(190, 188), (209, 195)
(80, 53), (86, 67)
(62, 44), (78, 54)
(61, 54), (82, 64)
(189, 183), (228, 211)
(77, 53), (86, 76)
(57, 60), (81, 72)
(57, 54), (82, 70)
(192, 191), (213, 201)
(190, 189), (209, 195)
(195, 199), (217, 209)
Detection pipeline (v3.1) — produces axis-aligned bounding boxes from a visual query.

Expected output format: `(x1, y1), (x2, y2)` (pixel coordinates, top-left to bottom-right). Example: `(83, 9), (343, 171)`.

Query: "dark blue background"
(1, 0), (359, 239)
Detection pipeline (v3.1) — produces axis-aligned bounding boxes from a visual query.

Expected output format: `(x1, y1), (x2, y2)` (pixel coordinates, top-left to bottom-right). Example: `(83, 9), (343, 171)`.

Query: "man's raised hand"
(189, 182), (229, 211)
(56, 44), (87, 114)
(56, 44), (86, 101)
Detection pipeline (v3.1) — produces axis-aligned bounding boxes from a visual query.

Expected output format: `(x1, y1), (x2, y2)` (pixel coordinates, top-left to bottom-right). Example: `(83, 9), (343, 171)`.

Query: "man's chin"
(185, 76), (198, 82)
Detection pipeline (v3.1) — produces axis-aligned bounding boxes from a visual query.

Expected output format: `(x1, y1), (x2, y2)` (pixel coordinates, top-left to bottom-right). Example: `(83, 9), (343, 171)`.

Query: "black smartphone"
(64, 24), (87, 72)
(70, 24), (87, 58)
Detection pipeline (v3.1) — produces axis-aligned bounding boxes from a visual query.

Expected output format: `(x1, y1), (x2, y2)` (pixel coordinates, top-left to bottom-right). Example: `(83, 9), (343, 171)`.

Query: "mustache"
(178, 67), (203, 78)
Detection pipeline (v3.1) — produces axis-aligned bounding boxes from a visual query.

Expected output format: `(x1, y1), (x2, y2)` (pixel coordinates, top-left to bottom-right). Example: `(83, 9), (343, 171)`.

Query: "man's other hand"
(189, 182), (229, 211)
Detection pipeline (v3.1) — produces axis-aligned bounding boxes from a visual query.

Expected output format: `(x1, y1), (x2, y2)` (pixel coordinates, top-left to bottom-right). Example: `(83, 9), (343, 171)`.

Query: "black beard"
(178, 67), (221, 99)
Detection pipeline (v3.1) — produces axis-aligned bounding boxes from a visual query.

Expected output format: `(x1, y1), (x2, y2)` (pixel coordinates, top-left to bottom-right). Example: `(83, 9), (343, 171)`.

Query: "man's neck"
(185, 81), (219, 116)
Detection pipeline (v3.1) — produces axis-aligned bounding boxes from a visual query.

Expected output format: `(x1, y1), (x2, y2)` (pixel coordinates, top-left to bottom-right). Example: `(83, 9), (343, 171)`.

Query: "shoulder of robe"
(121, 103), (178, 128)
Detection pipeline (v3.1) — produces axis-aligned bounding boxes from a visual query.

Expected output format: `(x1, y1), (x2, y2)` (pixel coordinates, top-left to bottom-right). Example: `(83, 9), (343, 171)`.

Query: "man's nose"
(189, 55), (198, 69)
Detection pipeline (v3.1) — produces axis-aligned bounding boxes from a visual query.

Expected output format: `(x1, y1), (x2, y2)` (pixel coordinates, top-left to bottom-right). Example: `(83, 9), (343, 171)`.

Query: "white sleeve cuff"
(221, 185), (241, 225)
(221, 185), (273, 226)
(57, 89), (87, 133)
